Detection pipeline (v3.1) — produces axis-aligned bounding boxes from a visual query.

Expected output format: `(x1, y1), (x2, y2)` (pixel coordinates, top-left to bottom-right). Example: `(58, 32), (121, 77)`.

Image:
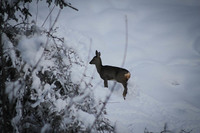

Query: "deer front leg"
(104, 79), (108, 88)
(122, 82), (128, 100)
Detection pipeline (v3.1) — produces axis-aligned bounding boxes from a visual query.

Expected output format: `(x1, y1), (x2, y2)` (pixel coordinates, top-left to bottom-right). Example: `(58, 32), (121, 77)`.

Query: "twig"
(66, 3), (79, 11)
(121, 15), (128, 67)
(42, 5), (56, 27)
(45, 31), (64, 43)
(180, 129), (193, 133)
(78, 38), (92, 88)
(13, 22), (30, 28)
(36, 1), (39, 25)
(88, 82), (117, 132)
(49, 8), (61, 32)
(32, 6), (62, 73)
(26, 3), (30, 31)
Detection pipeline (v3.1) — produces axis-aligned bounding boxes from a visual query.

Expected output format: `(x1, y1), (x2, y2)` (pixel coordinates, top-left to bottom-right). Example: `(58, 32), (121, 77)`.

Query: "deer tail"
(124, 72), (131, 80)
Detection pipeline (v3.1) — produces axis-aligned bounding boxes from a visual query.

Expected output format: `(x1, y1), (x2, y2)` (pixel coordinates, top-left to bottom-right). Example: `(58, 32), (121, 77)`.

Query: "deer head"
(89, 50), (101, 65)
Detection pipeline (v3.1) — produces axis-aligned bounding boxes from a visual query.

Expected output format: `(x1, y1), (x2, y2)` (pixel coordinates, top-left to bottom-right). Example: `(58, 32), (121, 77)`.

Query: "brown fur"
(90, 50), (131, 99)
(124, 72), (131, 80)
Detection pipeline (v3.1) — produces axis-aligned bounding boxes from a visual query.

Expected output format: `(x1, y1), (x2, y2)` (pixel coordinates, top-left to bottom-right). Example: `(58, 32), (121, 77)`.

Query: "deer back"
(100, 65), (130, 83)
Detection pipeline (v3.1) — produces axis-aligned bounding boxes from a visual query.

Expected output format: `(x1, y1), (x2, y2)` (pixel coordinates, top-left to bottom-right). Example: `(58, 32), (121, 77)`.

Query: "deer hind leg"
(104, 79), (108, 87)
(122, 82), (128, 100)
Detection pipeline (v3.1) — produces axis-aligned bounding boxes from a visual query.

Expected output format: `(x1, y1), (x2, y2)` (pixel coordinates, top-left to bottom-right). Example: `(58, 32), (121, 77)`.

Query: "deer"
(89, 50), (131, 100)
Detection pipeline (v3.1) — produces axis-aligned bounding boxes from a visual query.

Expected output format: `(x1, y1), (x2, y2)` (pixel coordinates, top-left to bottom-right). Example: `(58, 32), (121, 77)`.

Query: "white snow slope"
(31, 0), (200, 132)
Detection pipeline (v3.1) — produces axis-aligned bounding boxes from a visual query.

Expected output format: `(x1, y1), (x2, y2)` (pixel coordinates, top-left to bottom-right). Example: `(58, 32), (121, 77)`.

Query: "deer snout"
(89, 59), (95, 64)
(89, 60), (93, 64)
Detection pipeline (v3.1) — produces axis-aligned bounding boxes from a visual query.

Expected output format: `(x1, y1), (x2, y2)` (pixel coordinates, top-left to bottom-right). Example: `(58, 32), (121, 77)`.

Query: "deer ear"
(95, 50), (98, 56)
(98, 52), (101, 56)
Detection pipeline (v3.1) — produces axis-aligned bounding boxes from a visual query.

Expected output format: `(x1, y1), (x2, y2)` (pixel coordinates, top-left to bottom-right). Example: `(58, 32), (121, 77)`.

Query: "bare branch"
(32, 7), (62, 73)
(49, 8), (62, 32)
(78, 38), (93, 87)
(88, 82), (116, 132)
(66, 3), (79, 11)
(121, 15), (128, 67)
(42, 5), (56, 27)
(36, 1), (39, 25)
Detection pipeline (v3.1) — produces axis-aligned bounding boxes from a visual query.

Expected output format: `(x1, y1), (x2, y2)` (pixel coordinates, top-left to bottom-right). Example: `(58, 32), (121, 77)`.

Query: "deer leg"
(122, 82), (128, 100)
(104, 79), (108, 88)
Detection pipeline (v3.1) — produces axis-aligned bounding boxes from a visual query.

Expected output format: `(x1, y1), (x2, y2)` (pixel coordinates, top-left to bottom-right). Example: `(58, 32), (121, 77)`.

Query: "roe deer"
(90, 50), (131, 99)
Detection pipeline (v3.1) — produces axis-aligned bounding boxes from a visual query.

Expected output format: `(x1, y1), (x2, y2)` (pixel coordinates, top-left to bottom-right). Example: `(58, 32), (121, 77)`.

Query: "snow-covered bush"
(1, 23), (114, 133)
(0, 1), (114, 132)
(144, 123), (193, 133)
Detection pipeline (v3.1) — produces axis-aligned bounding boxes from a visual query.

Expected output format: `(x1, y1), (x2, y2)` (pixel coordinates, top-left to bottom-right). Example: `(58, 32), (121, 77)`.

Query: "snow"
(17, 34), (46, 66)
(41, 124), (51, 133)
(29, 0), (200, 132)
(32, 72), (41, 89)
(6, 81), (21, 102)
(2, 33), (17, 67)
(77, 110), (95, 127)
(55, 99), (67, 112)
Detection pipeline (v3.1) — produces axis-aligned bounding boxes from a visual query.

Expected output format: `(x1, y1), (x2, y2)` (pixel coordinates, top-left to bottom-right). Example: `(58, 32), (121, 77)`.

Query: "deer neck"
(95, 58), (102, 74)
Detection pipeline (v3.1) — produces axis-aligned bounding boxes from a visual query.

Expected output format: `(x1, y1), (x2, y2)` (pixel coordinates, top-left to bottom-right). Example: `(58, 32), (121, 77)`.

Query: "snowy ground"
(31, 0), (200, 132)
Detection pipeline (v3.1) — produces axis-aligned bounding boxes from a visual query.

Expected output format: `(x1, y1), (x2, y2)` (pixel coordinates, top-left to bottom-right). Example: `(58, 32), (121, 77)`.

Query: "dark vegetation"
(0, 0), (114, 132)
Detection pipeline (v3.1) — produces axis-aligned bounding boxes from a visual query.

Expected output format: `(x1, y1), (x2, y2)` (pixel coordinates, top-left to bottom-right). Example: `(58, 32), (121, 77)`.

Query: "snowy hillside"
(47, 0), (200, 132)
(6, 0), (200, 132)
